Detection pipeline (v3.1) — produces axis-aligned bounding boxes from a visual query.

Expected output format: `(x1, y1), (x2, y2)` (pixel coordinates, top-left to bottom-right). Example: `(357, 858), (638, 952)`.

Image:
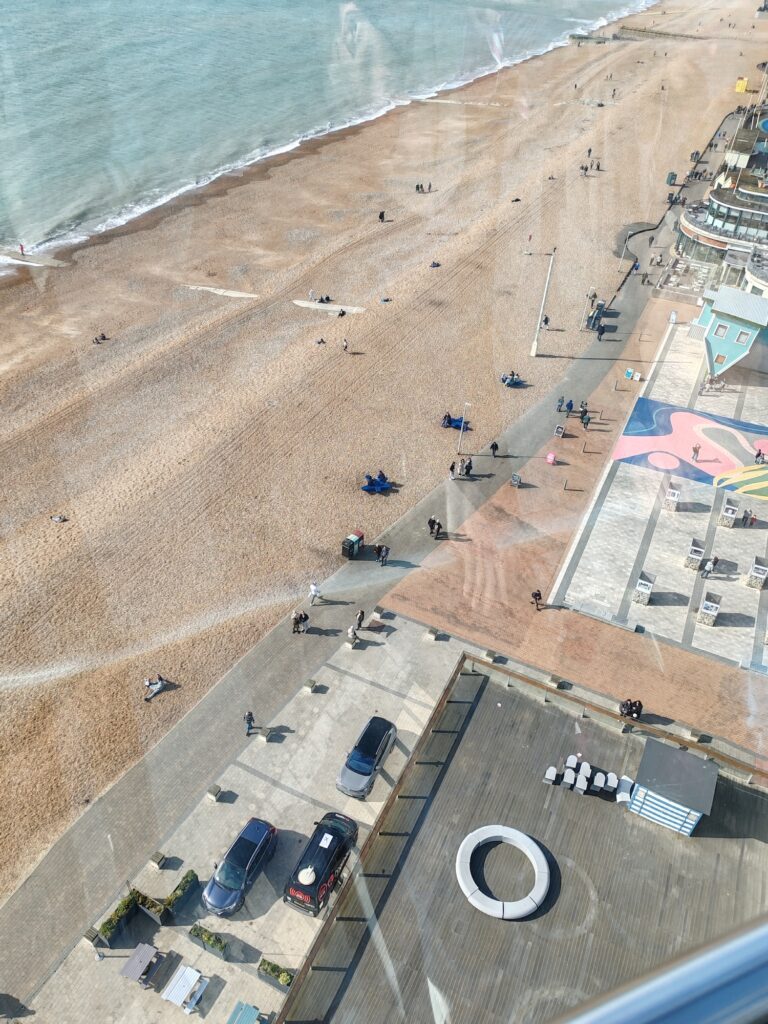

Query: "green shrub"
(99, 892), (137, 939)
(166, 870), (198, 910)
(259, 957), (294, 987)
(190, 922), (228, 955)
(133, 889), (165, 915)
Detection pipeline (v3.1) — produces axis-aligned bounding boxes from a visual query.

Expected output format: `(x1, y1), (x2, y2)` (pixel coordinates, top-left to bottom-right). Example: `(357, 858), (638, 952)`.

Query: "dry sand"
(0, 0), (763, 899)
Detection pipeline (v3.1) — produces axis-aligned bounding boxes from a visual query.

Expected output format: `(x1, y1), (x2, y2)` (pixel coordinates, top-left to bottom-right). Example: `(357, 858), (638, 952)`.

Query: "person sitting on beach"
(376, 470), (388, 483)
(442, 412), (452, 427)
(430, 260), (441, 268)
(500, 374), (509, 385)
(338, 308), (346, 317)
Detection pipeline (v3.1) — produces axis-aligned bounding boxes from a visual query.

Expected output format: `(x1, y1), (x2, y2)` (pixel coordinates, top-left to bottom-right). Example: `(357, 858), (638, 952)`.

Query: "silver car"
(336, 716), (397, 799)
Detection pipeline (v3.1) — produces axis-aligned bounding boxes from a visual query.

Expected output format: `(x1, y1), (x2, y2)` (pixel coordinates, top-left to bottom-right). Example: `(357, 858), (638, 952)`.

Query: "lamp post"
(457, 402), (471, 455)
(530, 249), (556, 357)
(580, 287), (596, 331)
(618, 232), (630, 272)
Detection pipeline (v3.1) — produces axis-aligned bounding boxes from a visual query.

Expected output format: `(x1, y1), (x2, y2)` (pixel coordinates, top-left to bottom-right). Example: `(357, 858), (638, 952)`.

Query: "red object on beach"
(546, 452), (557, 465)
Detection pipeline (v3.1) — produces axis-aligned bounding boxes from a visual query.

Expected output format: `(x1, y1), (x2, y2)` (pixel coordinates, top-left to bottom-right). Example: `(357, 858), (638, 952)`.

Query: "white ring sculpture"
(455, 826), (550, 920)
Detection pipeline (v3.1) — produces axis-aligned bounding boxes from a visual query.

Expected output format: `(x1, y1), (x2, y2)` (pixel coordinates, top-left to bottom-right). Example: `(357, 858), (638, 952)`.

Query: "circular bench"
(455, 826), (550, 920)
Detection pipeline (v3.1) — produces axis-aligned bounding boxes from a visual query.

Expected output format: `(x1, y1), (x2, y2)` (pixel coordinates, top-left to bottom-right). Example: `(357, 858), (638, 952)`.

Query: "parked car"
(336, 715), (397, 799)
(283, 812), (358, 916)
(202, 817), (277, 916)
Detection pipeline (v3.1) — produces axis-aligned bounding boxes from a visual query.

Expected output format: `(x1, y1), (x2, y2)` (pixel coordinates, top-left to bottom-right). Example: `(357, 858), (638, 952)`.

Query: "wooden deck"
(284, 667), (768, 1024)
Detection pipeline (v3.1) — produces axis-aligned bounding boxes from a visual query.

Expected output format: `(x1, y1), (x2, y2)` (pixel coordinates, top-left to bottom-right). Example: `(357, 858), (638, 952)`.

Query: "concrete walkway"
(0, 266), (667, 1009)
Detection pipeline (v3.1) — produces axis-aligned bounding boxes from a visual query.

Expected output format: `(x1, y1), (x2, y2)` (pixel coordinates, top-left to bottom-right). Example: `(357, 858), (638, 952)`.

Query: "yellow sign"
(735, 77), (748, 93)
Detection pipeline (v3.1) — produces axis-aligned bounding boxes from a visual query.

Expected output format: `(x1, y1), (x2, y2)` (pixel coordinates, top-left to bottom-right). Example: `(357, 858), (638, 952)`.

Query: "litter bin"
(341, 530), (365, 559)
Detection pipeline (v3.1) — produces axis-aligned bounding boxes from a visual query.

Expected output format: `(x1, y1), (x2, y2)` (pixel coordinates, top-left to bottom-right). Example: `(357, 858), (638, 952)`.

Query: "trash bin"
(341, 530), (365, 559)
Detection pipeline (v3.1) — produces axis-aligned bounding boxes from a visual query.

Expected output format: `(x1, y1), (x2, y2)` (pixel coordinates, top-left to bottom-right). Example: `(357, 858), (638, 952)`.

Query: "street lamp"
(457, 402), (471, 455)
(618, 232), (630, 272)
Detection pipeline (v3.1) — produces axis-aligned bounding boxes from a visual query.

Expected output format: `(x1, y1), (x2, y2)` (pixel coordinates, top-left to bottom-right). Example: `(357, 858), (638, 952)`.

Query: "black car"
(283, 812), (358, 916)
(202, 817), (277, 916)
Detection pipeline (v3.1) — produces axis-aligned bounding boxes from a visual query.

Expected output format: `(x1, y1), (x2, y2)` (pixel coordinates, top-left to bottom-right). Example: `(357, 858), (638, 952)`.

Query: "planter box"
(189, 930), (228, 961)
(135, 895), (169, 925)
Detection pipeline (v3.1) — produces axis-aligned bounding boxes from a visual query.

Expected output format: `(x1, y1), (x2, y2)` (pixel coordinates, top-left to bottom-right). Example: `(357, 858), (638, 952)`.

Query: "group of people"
(291, 609), (310, 634)
(500, 371), (522, 386)
(619, 699), (643, 720)
(755, 448), (765, 466)
(427, 515), (443, 538)
(449, 457), (473, 480)
(415, 182), (432, 193)
(373, 544), (390, 565)
(92, 332), (108, 345)
(742, 508), (758, 528)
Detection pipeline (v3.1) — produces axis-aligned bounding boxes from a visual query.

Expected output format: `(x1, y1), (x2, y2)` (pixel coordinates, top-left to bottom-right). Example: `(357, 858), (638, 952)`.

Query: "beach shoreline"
(0, 0), (663, 291)
(0, 0), (763, 903)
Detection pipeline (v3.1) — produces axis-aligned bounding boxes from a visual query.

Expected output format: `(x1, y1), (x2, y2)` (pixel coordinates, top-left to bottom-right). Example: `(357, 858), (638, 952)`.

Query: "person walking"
(380, 545), (390, 566)
(583, 413), (591, 430)
(343, 338), (348, 352)
(298, 610), (309, 633)
(531, 589), (543, 611)
(356, 608), (365, 629)
(691, 443), (701, 462)
(597, 323), (605, 340)
(701, 558), (714, 578)
(309, 582), (321, 605)
(428, 182), (432, 192)
(433, 518), (442, 539)
(291, 610), (302, 634)
(542, 314), (550, 328)
(244, 711), (255, 736)
(587, 147), (592, 158)
(347, 625), (359, 644)
(755, 448), (764, 464)
(565, 399), (574, 417)
(750, 512), (758, 528)
(465, 457), (473, 476)
(490, 441), (499, 458)
(556, 396), (564, 412)
(428, 515), (437, 536)
(458, 457), (466, 477)
(742, 508), (751, 527)
(309, 288), (315, 301)
(378, 210), (385, 223)
(449, 461), (456, 480)
(374, 544), (383, 561)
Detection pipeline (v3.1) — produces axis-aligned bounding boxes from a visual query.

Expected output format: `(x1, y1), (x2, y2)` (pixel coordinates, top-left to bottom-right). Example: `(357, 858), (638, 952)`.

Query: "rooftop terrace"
(282, 665), (768, 1024)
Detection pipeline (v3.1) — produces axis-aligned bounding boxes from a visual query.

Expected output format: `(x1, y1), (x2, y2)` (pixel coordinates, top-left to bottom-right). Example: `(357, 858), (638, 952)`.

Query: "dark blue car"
(202, 817), (277, 916)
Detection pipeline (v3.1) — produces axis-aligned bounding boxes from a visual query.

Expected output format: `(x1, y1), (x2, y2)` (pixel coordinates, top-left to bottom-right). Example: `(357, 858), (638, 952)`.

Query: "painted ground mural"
(614, 397), (768, 495)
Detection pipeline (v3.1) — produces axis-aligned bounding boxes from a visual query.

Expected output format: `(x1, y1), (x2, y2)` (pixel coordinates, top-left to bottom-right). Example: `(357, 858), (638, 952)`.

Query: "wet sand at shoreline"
(0, 0), (762, 899)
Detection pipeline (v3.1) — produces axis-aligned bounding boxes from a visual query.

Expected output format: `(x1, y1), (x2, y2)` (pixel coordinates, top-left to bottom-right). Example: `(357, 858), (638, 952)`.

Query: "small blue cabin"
(695, 285), (768, 375)
(629, 738), (718, 837)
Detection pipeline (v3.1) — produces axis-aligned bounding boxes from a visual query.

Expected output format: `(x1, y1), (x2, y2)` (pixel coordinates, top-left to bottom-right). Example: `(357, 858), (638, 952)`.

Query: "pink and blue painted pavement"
(614, 397), (768, 496)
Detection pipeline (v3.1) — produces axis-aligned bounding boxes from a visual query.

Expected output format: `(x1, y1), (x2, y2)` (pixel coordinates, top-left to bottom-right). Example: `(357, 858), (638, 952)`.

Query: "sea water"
(0, 0), (654, 260)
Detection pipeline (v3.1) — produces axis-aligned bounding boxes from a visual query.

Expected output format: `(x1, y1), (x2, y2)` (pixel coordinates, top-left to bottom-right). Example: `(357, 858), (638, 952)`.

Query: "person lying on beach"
(442, 413), (452, 427)
(315, 337), (326, 345)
